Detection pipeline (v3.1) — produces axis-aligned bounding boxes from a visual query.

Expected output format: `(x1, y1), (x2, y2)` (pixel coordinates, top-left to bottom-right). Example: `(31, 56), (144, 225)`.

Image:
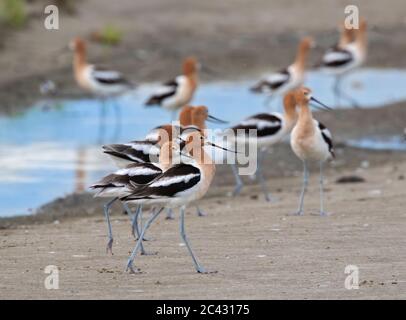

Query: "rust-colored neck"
(294, 40), (311, 72)
(73, 45), (87, 72)
(179, 106), (193, 126)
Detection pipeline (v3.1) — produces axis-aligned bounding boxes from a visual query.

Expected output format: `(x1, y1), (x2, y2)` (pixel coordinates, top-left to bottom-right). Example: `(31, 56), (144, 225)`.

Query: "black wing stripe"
(123, 164), (201, 200)
(318, 122), (335, 157)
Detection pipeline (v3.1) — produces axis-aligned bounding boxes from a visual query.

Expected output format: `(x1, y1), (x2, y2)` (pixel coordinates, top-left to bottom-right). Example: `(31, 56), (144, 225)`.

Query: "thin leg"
(98, 98), (107, 144)
(195, 205), (206, 217)
(104, 197), (118, 254)
(112, 100), (122, 142)
(263, 95), (274, 108)
(166, 208), (175, 220)
(126, 207), (164, 274)
(335, 75), (360, 108)
(180, 206), (215, 274)
(231, 164), (244, 196)
(170, 109), (178, 121)
(291, 161), (308, 216)
(257, 149), (271, 202)
(137, 207), (152, 242)
(124, 204), (147, 255)
(333, 76), (341, 108)
(319, 161), (329, 216)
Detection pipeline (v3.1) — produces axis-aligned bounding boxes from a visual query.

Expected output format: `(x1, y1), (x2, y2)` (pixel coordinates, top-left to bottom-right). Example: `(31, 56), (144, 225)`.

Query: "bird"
(290, 87), (335, 216)
(316, 20), (367, 107)
(145, 57), (199, 119)
(101, 107), (205, 221)
(250, 37), (314, 106)
(90, 141), (189, 254)
(70, 37), (135, 97)
(225, 91), (299, 201)
(179, 105), (228, 218)
(121, 131), (236, 274)
(69, 37), (135, 142)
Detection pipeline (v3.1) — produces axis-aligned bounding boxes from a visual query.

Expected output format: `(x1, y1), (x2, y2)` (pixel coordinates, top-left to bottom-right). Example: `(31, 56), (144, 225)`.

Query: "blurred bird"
(70, 37), (135, 97)
(225, 91), (299, 201)
(122, 131), (235, 274)
(145, 57), (199, 119)
(251, 37), (314, 106)
(290, 87), (334, 216)
(316, 20), (367, 107)
(70, 37), (135, 142)
(90, 141), (189, 254)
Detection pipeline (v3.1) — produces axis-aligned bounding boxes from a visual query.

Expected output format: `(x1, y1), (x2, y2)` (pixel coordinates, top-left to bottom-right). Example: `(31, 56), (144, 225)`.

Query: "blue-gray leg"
(319, 161), (329, 216)
(166, 208), (175, 220)
(334, 75), (360, 108)
(126, 207), (164, 274)
(180, 206), (216, 274)
(263, 95), (274, 109)
(231, 164), (244, 196)
(257, 149), (272, 202)
(195, 205), (206, 217)
(125, 204), (148, 255)
(292, 161), (308, 216)
(104, 197), (118, 254)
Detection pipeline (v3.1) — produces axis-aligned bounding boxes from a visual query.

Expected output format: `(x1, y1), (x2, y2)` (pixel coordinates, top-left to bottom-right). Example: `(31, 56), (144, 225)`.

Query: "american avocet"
(70, 37), (135, 142)
(121, 131), (235, 274)
(70, 37), (135, 97)
(290, 87), (335, 216)
(251, 37), (314, 105)
(226, 91), (298, 201)
(145, 57), (199, 118)
(90, 141), (188, 254)
(317, 20), (367, 107)
(102, 108), (203, 169)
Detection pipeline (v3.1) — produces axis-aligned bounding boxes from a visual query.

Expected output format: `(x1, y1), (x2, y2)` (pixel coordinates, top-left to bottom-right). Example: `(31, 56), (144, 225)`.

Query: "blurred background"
(1, 0), (406, 219)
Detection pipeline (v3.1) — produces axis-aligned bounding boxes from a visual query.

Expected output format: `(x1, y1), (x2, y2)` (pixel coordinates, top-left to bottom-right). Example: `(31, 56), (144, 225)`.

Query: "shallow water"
(1, 68), (406, 217)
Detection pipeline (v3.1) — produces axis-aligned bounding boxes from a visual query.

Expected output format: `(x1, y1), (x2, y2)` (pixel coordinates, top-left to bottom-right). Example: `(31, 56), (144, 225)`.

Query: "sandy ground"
(1, 0), (406, 300)
(1, 146), (406, 299)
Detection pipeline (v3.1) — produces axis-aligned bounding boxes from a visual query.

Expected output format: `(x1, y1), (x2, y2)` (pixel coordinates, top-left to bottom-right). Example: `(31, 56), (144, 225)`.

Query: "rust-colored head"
(191, 105), (209, 130)
(339, 23), (356, 46)
(69, 37), (86, 53)
(184, 131), (205, 160)
(299, 37), (314, 52)
(283, 90), (297, 115)
(179, 105), (194, 126)
(182, 57), (198, 76)
(294, 87), (312, 106)
(150, 124), (178, 147)
(359, 19), (367, 32)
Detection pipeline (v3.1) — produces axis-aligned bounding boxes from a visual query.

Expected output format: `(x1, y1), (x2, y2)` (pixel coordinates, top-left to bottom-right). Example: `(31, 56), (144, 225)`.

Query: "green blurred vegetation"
(0, 0), (27, 28)
(98, 25), (124, 46)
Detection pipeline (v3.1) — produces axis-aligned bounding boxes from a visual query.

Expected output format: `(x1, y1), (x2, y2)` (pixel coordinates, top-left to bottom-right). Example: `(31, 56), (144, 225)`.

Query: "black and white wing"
(145, 76), (181, 106)
(251, 69), (290, 94)
(122, 164), (201, 201)
(319, 47), (353, 68)
(90, 65), (134, 87)
(230, 113), (283, 137)
(318, 121), (335, 158)
(102, 141), (160, 166)
(90, 163), (163, 196)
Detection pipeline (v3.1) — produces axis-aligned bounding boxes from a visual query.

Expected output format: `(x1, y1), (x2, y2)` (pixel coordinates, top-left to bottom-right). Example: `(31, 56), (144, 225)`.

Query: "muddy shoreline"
(1, 142), (405, 229)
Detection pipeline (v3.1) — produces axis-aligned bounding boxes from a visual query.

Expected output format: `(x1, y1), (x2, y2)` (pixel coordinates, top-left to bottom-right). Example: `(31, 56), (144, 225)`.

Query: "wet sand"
(1, 0), (406, 300)
(1, 154), (405, 299)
